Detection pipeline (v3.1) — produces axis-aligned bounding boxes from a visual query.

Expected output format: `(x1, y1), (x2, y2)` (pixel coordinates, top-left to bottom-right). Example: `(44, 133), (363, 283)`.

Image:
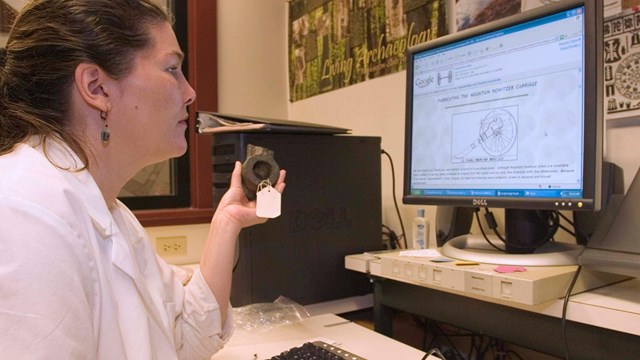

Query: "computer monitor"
(403, 0), (603, 263)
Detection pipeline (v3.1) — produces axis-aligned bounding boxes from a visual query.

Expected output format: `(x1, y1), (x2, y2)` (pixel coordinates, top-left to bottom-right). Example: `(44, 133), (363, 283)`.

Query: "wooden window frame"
(134, 0), (217, 227)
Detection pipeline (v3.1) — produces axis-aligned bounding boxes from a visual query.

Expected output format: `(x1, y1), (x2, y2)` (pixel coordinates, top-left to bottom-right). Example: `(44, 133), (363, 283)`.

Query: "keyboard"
(267, 340), (367, 360)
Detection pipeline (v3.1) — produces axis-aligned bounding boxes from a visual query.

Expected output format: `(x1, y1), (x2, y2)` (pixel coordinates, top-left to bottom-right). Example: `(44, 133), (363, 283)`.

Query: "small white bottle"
(412, 208), (429, 249)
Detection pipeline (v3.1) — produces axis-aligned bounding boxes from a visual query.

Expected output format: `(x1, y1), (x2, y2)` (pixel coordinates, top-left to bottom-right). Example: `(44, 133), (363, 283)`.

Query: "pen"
(455, 261), (479, 266)
(324, 320), (352, 327)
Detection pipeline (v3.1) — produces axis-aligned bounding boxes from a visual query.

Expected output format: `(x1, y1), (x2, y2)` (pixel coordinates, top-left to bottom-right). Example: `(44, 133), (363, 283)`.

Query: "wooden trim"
(135, 208), (213, 227)
(135, 0), (217, 227)
(188, 0), (216, 209)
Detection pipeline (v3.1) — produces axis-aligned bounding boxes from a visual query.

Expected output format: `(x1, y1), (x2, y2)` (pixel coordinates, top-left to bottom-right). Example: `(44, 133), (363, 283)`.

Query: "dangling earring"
(100, 109), (110, 144)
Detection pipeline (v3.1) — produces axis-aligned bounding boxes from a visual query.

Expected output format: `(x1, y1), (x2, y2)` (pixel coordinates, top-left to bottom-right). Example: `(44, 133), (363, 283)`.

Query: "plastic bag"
(232, 296), (310, 333)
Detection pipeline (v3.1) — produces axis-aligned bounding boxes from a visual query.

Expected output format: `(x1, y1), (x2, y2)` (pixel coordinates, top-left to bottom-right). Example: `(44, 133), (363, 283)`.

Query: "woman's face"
(109, 21), (195, 167)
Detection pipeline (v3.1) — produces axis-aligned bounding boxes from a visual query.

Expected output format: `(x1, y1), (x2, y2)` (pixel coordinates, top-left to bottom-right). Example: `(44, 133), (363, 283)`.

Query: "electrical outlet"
(156, 236), (188, 257)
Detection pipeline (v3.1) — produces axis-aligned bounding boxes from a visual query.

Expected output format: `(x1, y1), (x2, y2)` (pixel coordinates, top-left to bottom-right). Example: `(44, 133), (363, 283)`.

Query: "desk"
(212, 313), (426, 360)
(347, 253), (640, 359)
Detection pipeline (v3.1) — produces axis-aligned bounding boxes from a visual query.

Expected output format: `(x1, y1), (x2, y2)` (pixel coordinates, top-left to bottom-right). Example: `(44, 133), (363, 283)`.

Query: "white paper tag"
(256, 183), (281, 218)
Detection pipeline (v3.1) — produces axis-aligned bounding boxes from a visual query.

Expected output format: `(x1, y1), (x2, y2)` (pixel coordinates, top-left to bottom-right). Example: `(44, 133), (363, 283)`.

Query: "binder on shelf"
(196, 111), (351, 134)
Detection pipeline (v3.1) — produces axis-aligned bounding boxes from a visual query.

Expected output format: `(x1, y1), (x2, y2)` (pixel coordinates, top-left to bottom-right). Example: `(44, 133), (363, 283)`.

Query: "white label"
(256, 185), (281, 218)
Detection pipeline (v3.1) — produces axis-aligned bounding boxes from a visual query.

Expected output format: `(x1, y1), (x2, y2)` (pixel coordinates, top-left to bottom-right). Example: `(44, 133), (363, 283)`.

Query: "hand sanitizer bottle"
(412, 208), (429, 249)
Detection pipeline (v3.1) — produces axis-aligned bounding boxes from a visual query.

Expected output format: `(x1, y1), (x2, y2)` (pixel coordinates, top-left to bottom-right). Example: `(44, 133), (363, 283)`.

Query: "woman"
(0, 0), (285, 359)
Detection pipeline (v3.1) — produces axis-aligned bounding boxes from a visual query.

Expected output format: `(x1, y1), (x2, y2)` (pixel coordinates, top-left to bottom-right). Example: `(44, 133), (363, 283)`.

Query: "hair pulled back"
(0, 0), (170, 164)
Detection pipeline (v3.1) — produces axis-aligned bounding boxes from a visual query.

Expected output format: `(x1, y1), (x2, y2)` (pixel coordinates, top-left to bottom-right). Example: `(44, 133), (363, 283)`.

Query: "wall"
(217, 0), (417, 244)
(216, 0), (289, 118)
(150, 1), (640, 261)
(605, 120), (640, 192)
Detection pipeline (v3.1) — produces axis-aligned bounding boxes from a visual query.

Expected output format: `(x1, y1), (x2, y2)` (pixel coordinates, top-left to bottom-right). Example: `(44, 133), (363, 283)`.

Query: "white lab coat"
(0, 138), (233, 359)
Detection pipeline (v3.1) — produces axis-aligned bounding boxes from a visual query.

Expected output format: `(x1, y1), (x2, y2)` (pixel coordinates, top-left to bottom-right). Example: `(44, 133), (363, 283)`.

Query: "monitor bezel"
(403, 0), (603, 212)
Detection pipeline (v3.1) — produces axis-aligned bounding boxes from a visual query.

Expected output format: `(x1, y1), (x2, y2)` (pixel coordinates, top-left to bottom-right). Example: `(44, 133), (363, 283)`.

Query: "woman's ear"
(74, 63), (112, 111)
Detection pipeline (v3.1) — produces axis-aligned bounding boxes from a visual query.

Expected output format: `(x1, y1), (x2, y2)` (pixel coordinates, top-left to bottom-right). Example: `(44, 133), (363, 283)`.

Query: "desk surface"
(212, 313), (426, 360)
(346, 251), (640, 336)
(567, 277), (640, 334)
(346, 251), (640, 358)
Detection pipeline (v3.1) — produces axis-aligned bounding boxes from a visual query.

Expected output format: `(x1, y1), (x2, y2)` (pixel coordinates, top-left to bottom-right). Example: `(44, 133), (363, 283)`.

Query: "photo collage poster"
(604, 7), (640, 120)
(288, 0), (448, 102)
(287, 0), (563, 102)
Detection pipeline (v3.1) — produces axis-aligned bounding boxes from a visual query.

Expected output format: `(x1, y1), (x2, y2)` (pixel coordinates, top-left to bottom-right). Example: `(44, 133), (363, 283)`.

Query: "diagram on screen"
(452, 107), (518, 163)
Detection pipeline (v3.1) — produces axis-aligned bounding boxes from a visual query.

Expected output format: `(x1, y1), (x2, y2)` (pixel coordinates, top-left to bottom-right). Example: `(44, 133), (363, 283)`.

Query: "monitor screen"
(403, 0), (603, 255)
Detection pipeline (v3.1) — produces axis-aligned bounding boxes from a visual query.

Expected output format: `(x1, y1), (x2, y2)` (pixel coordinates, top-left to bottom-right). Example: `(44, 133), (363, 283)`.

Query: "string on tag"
(257, 179), (272, 192)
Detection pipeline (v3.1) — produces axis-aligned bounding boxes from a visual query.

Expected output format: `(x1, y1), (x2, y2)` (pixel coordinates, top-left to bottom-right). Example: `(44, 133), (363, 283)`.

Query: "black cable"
(566, 211), (590, 245)
(382, 224), (400, 249)
(558, 223), (576, 237)
(485, 209), (507, 244)
(483, 208), (506, 243)
(397, 233), (406, 249)
(433, 322), (467, 360)
(558, 211), (574, 225)
(468, 333), (476, 359)
(474, 208), (505, 252)
(420, 318), (531, 360)
(555, 211), (577, 237)
(381, 149), (407, 249)
(421, 317), (430, 353)
(426, 319), (441, 352)
(493, 339), (508, 360)
(434, 322), (474, 359)
(472, 333), (486, 359)
(562, 265), (582, 360)
(476, 335), (493, 359)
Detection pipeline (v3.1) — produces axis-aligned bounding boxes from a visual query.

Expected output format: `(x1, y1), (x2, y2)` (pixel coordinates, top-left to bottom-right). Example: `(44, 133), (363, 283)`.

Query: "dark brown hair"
(0, 0), (171, 166)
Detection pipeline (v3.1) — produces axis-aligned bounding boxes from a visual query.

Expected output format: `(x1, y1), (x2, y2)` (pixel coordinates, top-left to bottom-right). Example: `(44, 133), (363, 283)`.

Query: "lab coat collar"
(110, 203), (149, 276)
(31, 136), (114, 238)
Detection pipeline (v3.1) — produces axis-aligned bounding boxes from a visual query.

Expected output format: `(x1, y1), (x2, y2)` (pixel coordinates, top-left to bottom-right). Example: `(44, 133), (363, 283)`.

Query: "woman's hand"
(200, 161), (285, 323)
(212, 161), (286, 230)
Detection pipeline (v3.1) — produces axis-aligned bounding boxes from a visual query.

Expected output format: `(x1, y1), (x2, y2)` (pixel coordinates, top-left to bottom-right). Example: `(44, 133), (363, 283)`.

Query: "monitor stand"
(440, 234), (584, 266)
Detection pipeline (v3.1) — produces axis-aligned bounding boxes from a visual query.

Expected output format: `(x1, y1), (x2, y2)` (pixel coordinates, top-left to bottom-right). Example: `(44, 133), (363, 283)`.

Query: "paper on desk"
(399, 249), (441, 258)
(494, 265), (527, 273)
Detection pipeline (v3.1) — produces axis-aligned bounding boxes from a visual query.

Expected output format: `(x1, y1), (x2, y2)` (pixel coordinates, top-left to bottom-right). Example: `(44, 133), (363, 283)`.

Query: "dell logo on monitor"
(473, 199), (488, 206)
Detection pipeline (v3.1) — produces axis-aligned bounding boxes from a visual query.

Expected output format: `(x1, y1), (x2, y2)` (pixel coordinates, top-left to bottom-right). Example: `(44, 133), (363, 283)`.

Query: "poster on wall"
(604, 9), (640, 120)
(288, 0), (448, 102)
(455, 0), (522, 31)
